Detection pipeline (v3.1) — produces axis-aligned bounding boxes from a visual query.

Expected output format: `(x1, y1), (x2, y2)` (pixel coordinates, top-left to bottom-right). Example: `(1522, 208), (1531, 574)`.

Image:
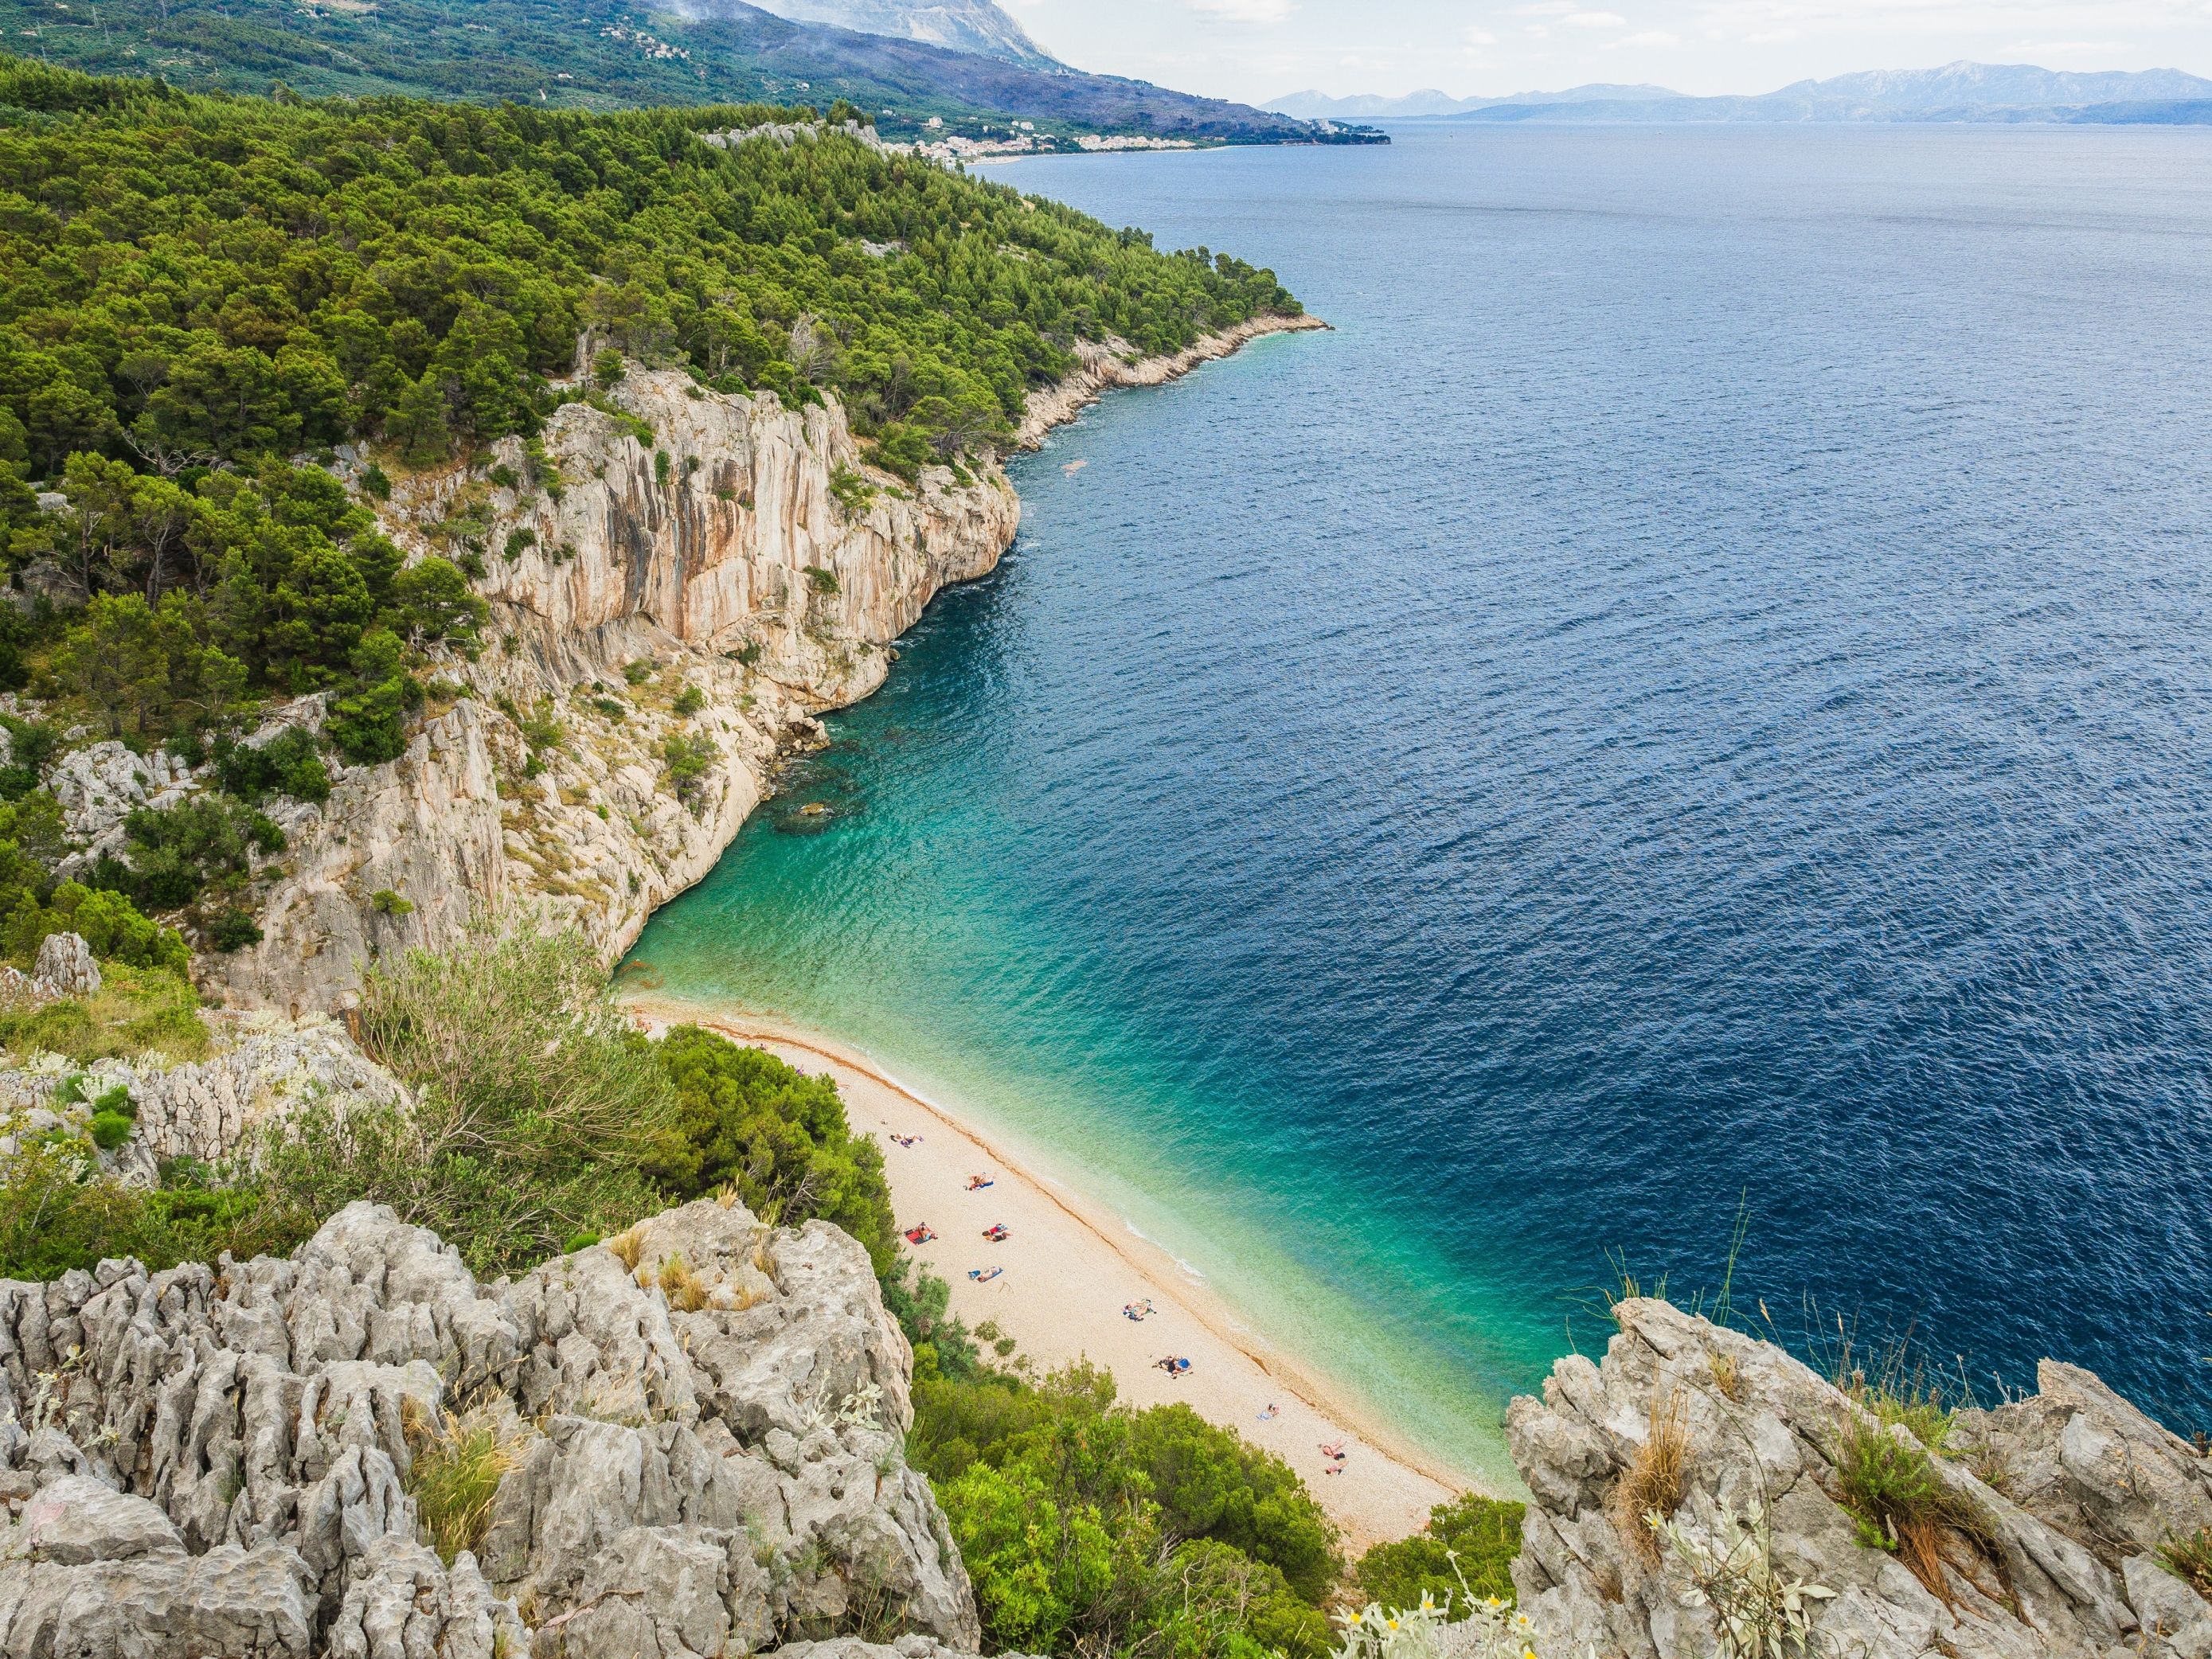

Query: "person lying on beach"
(1319, 1441), (1346, 1460)
(1256, 1404), (1280, 1421)
(967, 1267), (1002, 1282)
(1122, 1298), (1155, 1321)
(890, 1134), (921, 1147)
(982, 1224), (1010, 1242)
(1155, 1356), (1191, 1378)
(904, 1224), (936, 1244)
(967, 1174), (995, 1190)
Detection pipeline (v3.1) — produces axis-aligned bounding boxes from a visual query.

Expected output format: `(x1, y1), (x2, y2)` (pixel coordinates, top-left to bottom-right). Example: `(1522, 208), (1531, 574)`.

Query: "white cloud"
(1607, 27), (1681, 44)
(1464, 25), (1501, 44)
(1565, 10), (1630, 24)
(1186, 0), (1295, 21)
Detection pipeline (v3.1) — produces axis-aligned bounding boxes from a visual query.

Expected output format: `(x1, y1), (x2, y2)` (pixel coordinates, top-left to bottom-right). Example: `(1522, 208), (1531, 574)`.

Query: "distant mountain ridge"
(0, 0), (1378, 146)
(735, 0), (1057, 69)
(1269, 84), (1672, 119)
(1272, 61), (2212, 125)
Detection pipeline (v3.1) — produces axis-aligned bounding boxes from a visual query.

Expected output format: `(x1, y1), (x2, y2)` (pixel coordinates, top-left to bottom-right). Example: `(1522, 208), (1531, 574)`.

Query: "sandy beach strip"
(623, 995), (1469, 1552)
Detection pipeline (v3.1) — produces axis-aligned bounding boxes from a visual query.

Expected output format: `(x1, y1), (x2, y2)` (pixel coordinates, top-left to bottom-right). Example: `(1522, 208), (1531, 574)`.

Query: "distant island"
(1272, 61), (2212, 127)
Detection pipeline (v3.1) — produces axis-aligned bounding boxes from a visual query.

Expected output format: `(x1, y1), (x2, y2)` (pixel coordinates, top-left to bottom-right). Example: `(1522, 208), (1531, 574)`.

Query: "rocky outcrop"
(1012, 314), (1326, 448)
(1507, 1298), (2212, 1659)
(0, 1196), (980, 1659)
(0, 1009), (409, 1181)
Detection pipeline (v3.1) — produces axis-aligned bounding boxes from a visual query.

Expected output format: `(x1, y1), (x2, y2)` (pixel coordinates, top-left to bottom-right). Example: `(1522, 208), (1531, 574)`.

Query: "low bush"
(915, 1363), (1339, 1658)
(213, 728), (330, 805)
(92, 797), (283, 912)
(646, 1026), (895, 1272)
(248, 923), (677, 1275)
(1354, 1491), (1526, 1613)
(0, 1130), (283, 1279)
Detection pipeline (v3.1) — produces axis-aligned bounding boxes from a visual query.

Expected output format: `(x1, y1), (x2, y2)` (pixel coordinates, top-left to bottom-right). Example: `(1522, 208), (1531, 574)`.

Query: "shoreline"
(622, 994), (1474, 1552)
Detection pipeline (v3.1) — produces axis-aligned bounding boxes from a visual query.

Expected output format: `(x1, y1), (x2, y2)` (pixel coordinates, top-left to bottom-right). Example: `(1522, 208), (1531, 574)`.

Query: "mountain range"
(738, 0), (1058, 69)
(1272, 62), (2212, 125)
(0, 0), (1376, 147)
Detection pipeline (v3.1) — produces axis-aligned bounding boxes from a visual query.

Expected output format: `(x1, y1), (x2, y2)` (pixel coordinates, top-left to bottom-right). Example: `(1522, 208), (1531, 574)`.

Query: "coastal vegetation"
(0, 915), (1472, 1657)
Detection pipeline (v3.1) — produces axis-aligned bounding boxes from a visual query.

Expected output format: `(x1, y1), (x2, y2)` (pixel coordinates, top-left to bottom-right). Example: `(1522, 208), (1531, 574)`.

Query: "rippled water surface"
(628, 127), (2212, 1478)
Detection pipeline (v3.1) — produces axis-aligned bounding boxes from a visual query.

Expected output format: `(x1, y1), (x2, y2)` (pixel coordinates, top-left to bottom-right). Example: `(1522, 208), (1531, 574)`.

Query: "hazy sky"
(1000, 0), (2212, 103)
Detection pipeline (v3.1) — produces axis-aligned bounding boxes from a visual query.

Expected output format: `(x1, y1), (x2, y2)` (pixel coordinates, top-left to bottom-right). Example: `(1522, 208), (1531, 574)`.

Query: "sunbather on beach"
(967, 1174), (995, 1190)
(967, 1267), (1002, 1282)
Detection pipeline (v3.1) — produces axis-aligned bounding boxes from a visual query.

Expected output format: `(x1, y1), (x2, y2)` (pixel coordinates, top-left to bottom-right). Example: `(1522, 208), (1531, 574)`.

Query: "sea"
(625, 123), (2212, 1488)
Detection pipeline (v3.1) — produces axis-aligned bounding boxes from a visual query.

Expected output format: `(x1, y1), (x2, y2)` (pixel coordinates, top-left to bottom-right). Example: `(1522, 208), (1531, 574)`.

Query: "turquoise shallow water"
(627, 125), (2212, 1481)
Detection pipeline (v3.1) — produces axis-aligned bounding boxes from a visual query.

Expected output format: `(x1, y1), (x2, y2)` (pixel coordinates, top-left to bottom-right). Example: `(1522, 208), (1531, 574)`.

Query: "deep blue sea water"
(628, 126), (2212, 1483)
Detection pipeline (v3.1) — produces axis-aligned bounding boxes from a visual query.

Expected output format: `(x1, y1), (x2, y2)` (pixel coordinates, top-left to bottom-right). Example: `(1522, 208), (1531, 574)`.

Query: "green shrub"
(923, 1364), (1337, 1659)
(93, 1084), (134, 1118)
(93, 797), (283, 911)
(208, 909), (264, 951)
(644, 1026), (895, 1271)
(0, 1129), (283, 1279)
(829, 465), (877, 518)
(660, 734), (716, 810)
(213, 728), (330, 805)
(671, 685), (706, 718)
(88, 1109), (133, 1149)
(253, 923), (674, 1274)
(805, 566), (840, 596)
(623, 660), (655, 686)
(1354, 1492), (1525, 1612)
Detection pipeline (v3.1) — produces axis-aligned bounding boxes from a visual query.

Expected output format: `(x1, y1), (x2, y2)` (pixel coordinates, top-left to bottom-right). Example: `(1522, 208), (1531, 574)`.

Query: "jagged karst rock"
(0, 1198), (981, 1659)
(31, 930), (100, 998)
(0, 1010), (411, 1180)
(1507, 1298), (2212, 1659)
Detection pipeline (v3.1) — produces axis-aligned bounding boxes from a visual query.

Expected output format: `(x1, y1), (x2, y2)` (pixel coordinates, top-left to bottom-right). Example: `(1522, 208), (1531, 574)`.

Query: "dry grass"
(658, 1252), (712, 1312)
(1709, 1353), (1743, 1403)
(607, 1228), (643, 1271)
(1612, 1392), (1691, 1560)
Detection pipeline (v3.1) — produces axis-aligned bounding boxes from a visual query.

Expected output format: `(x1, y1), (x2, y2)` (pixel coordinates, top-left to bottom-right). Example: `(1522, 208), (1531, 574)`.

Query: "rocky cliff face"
(1507, 1298), (2212, 1659)
(207, 371), (1018, 1013)
(0, 1197), (981, 1659)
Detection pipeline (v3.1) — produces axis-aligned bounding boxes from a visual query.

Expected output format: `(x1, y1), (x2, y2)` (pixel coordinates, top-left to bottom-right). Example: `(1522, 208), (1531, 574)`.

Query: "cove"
(627, 123), (2212, 1478)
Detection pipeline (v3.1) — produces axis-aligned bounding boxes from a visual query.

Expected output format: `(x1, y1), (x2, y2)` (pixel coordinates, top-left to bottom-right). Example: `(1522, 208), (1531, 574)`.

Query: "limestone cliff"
(197, 318), (1315, 1013)
(209, 369), (1018, 1013)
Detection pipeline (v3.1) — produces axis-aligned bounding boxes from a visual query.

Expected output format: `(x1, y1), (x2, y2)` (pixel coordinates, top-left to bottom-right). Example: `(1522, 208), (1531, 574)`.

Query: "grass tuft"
(1832, 1412), (2003, 1606)
(607, 1227), (643, 1271)
(658, 1252), (712, 1312)
(2160, 1528), (2212, 1602)
(1612, 1392), (1690, 1559)
(404, 1403), (518, 1565)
